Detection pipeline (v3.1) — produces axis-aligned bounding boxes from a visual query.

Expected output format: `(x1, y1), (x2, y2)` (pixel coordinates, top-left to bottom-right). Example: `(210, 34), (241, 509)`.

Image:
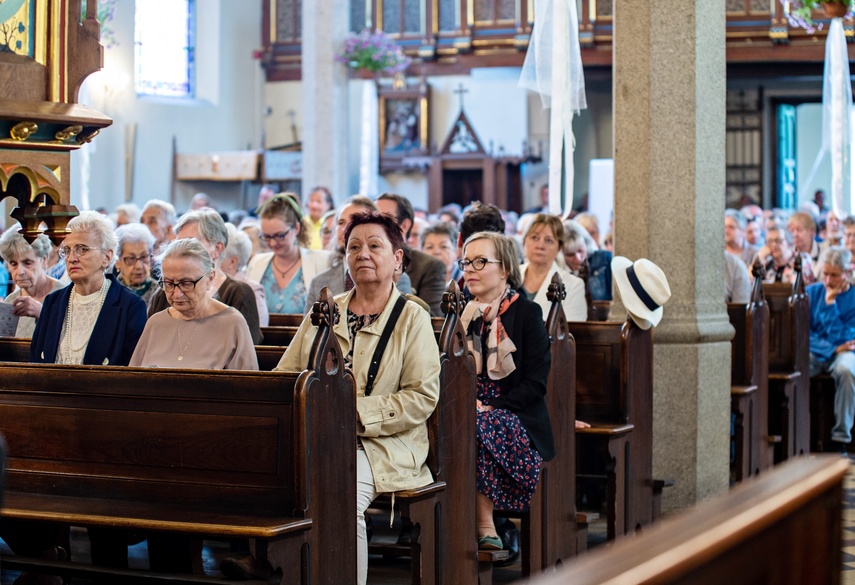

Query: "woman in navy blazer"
(30, 211), (146, 366)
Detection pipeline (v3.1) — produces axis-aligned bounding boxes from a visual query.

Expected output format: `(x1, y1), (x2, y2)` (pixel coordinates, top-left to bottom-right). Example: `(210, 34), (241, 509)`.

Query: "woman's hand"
(476, 399), (494, 413)
(575, 419), (591, 429)
(12, 296), (43, 319)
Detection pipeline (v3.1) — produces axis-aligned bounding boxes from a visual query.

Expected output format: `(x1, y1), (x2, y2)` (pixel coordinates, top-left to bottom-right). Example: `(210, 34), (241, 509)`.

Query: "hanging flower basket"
(781, 0), (853, 32)
(336, 29), (411, 77)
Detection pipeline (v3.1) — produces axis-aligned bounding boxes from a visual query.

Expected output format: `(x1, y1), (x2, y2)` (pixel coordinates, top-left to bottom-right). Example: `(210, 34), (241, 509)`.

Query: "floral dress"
(476, 334), (543, 512)
(261, 262), (307, 314)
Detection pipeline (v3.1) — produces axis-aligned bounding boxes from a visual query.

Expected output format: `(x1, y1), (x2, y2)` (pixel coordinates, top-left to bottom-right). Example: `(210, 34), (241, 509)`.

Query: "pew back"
(525, 456), (848, 585)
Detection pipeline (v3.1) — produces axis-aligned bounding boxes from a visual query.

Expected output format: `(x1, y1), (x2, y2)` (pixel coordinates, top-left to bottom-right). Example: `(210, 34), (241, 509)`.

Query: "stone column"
(301, 0), (349, 201)
(612, 0), (732, 511)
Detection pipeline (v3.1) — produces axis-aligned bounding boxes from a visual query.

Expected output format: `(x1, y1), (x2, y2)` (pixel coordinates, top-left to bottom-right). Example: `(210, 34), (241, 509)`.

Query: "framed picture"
(378, 80), (430, 172)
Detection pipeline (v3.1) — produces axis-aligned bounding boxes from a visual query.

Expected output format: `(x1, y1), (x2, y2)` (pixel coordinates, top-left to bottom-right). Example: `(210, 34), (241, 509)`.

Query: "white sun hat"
(611, 256), (672, 330)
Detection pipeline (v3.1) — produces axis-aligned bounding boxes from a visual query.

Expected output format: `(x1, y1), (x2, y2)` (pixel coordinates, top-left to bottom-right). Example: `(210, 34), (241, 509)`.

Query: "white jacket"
(520, 261), (588, 322)
(246, 247), (330, 292)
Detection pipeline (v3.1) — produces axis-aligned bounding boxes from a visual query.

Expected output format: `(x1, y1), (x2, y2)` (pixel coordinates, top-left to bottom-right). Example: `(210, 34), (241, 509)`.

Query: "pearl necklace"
(176, 317), (203, 362)
(61, 278), (108, 362)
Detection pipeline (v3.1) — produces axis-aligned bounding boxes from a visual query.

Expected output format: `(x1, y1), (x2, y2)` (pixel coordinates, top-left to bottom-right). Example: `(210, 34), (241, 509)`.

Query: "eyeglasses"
(766, 238), (784, 245)
(58, 245), (103, 259)
(121, 254), (152, 266)
(159, 274), (207, 293)
(458, 257), (502, 271)
(320, 227), (333, 236)
(260, 228), (292, 243)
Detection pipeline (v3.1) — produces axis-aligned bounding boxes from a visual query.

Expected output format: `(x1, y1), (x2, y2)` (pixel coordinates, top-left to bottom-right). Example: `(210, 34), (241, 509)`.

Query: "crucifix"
(287, 109), (299, 144)
(454, 84), (469, 113)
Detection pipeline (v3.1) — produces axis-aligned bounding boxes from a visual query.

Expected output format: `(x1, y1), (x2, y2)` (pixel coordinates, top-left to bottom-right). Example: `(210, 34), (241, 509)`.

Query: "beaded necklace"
(61, 277), (108, 363)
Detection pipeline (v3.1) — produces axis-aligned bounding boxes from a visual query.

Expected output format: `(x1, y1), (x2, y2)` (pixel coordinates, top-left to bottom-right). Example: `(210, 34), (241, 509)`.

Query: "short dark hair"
(343, 211), (406, 255)
(460, 202), (505, 242)
(421, 221), (458, 248)
(309, 186), (335, 209)
(377, 193), (414, 236)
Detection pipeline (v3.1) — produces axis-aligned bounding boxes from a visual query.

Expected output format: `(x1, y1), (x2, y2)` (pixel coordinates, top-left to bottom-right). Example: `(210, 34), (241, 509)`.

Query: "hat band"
(627, 265), (660, 312)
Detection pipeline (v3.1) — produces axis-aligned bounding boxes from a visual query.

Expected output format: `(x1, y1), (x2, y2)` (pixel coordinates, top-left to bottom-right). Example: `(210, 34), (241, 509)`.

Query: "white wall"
(71, 0), (264, 214)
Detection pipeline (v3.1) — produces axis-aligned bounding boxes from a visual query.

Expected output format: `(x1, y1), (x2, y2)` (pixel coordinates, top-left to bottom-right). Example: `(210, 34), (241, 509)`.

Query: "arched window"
(134, 0), (195, 98)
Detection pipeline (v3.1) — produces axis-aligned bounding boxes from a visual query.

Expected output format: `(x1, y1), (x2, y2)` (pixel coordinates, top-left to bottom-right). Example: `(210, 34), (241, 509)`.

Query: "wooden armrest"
(652, 478), (675, 490)
(731, 385), (757, 396)
(577, 423), (635, 436)
(576, 511), (600, 524)
(381, 481), (447, 500)
(2, 492), (310, 539)
(769, 371), (801, 381)
(478, 550), (510, 562)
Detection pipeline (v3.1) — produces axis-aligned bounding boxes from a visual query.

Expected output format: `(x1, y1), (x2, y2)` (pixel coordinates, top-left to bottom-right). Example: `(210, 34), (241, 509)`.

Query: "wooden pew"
(763, 262), (810, 463)
(524, 456), (848, 585)
(263, 314), (446, 349)
(0, 291), (357, 585)
(0, 336), (288, 373)
(570, 319), (657, 539)
(727, 267), (772, 481)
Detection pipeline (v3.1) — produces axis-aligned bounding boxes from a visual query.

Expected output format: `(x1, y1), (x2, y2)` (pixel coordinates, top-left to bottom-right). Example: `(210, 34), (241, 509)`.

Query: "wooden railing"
(260, 0), (855, 80)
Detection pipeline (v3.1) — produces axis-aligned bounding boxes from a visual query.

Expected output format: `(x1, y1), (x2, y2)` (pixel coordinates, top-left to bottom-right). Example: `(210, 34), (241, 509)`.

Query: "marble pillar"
(612, 0), (732, 511)
(301, 0), (349, 201)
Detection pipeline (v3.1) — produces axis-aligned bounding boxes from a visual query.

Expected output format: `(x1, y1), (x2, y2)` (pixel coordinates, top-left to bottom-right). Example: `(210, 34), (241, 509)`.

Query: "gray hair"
(725, 208), (746, 230)
(115, 223), (155, 257)
(115, 203), (141, 224)
(142, 199), (177, 225)
(221, 224), (252, 271)
(0, 226), (52, 262)
(156, 238), (214, 275)
(820, 245), (852, 271)
(420, 221), (457, 248)
(767, 224), (793, 246)
(563, 219), (597, 253)
(174, 208), (228, 247)
(67, 211), (118, 262)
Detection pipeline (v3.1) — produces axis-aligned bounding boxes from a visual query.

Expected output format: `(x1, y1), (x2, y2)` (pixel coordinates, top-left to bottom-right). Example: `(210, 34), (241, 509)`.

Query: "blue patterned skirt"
(476, 374), (543, 512)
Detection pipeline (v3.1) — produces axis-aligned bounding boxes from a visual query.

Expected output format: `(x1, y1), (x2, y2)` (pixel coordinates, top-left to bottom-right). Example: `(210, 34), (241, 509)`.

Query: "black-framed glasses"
(58, 245), (103, 259)
(458, 257), (502, 272)
(121, 254), (152, 266)
(259, 227), (292, 243)
(159, 274), (207, 293)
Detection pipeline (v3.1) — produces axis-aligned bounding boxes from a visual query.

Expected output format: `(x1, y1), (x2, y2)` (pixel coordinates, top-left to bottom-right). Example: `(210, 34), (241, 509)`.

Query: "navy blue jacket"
(30, 273), (147, 366)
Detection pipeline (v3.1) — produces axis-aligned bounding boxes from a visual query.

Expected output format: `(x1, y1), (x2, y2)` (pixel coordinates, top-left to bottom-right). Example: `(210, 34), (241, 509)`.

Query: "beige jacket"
(275, 286), (441, 493)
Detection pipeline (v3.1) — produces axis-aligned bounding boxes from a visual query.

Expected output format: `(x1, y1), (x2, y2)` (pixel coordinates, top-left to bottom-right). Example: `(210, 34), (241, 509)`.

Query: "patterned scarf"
(461, 285), (519, 380)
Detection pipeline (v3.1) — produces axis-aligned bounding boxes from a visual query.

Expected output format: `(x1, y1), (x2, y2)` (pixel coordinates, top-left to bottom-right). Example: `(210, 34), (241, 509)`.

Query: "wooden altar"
(0, 0), (111, 243)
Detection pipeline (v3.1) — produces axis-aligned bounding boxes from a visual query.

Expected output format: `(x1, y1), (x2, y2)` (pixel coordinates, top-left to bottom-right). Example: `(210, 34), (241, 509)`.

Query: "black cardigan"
(471, 296), (556, 461)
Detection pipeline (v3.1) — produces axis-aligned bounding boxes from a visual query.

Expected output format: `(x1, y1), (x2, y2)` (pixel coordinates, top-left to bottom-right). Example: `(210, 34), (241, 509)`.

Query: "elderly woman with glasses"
(148, 209), (263, 344)
(30, 211), (147, 366)
(756, 224), (815, 285)
(246, 192), (329, 314)
(0, 228), (65, 337)
(115, 223), (159, 311)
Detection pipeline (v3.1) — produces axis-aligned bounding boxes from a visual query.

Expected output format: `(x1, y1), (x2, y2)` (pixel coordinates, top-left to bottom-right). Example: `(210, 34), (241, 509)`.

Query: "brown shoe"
(220, 554), (270, 580)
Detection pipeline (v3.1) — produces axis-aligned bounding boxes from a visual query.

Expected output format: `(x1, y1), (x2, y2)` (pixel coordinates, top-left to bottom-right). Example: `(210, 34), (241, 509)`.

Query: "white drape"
(358, 80), (379, 197)
(519, 0), (587, 216)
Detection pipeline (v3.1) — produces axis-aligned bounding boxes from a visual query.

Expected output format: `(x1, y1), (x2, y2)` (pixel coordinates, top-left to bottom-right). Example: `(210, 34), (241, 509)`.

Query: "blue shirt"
(807, 281), (855, 361)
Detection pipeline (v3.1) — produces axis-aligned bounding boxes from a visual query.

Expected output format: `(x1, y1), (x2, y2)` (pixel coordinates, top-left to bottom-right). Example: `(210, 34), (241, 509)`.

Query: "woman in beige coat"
(275, 210), (440, 585)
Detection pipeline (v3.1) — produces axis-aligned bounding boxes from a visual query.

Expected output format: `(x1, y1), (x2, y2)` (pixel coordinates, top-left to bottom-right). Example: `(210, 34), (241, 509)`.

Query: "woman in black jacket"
(459, 231), (555, 550)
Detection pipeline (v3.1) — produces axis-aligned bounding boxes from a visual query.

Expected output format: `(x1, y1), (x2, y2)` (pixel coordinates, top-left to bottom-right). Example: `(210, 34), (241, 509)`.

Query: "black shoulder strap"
(364, 295), (408, 397)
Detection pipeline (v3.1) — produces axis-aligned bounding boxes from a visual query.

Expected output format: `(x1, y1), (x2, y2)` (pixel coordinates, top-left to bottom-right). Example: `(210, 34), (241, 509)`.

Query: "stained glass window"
(134, 0), (195, 98)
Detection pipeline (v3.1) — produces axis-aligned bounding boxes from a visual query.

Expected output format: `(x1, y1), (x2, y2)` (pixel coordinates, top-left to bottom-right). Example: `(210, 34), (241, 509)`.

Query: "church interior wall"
(70, 0), (264, 214)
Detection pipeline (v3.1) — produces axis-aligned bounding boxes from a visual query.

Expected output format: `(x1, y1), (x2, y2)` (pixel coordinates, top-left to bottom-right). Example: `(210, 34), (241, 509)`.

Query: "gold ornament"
(55, 125), (83, 141)
(10, 122), (38, 141)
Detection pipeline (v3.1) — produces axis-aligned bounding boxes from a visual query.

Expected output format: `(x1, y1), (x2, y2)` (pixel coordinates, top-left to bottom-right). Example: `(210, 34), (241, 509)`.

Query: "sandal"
(477, 535), (503, 550)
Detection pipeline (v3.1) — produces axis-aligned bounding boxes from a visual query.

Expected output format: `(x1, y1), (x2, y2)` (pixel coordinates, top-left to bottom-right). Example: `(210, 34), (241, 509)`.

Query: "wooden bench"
(0, 336), (288, 373)
(570, 319), (660, 540)
(763, 265), (810, 463)
(263, 314), (446, 349)
(727, 268), (773, 482)
(0, 290), (357, 584)
(524, 455), (848, 585)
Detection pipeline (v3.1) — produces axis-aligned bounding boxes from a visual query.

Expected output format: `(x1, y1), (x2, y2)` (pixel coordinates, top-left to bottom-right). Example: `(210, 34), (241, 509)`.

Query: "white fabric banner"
(519, 0), (587, 216)
(358, 80), (379, 197)
(823, 18), (852, 215)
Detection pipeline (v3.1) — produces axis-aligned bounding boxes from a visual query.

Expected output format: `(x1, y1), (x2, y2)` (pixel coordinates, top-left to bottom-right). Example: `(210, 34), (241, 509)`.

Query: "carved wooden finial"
(307, 287), (342, 375)
(546, 272), (566, 304)
(441, 279), (462, 317)
(310, 287), (339, 329)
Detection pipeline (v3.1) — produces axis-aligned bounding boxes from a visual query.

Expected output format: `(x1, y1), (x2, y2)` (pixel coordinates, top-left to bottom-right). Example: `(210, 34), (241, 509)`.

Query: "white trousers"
(356, 449), (378, 585)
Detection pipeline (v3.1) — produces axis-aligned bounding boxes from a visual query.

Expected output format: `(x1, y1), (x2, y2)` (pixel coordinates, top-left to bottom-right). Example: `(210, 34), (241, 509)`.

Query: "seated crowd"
(0, 186), (615, 584)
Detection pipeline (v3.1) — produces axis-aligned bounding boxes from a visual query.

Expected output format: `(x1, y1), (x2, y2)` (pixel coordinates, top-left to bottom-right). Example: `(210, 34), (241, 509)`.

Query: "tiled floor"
(842, 464), (855, 584)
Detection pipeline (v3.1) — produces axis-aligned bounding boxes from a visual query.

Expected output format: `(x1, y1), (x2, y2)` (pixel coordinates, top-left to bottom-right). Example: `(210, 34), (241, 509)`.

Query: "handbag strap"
(364, 295), (408, 397)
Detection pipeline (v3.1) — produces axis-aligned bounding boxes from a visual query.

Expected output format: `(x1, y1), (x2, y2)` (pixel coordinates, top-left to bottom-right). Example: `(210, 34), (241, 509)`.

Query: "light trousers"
(356, 449), (378, 585)
(810, 351), (855, 443)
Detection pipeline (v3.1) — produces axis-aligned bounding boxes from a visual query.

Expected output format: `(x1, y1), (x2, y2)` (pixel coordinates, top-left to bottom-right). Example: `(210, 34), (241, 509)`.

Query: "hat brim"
(612, 256), (664, 329)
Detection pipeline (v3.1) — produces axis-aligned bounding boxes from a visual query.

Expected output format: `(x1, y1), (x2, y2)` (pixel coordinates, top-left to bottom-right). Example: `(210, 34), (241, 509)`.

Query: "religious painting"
(378, 80), (430, 172)
(0, 0), (35, 57)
